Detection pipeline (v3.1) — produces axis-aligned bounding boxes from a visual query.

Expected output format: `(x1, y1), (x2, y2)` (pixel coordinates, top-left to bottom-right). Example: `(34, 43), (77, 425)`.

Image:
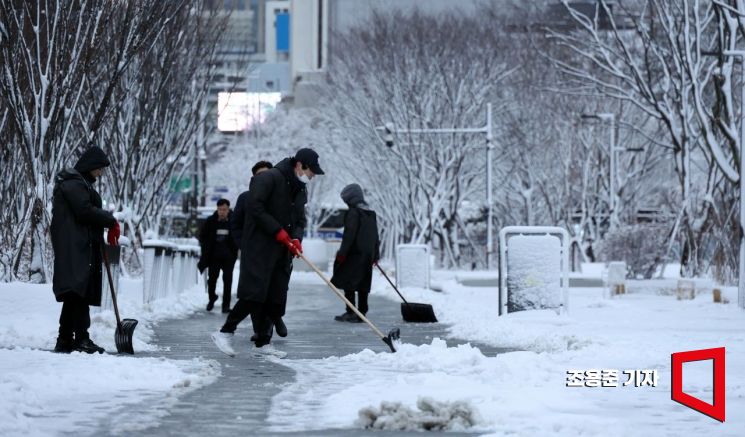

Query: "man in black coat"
(231, 160), (277, 340)
(211, 149), (324, 355)
(331, 184), (380, 322)
(198, 199), (239, 313)
(51, 146), (119, 354)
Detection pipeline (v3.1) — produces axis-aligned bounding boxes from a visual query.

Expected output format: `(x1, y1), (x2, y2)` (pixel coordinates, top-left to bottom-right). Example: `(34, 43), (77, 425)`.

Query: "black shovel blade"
(400, 302), (438, 323)
(382, 328), (401, 353)
(115, 318), (138, 354)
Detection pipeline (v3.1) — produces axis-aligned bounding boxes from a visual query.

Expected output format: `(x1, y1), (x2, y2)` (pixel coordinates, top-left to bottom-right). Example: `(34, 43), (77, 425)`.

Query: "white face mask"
(298, 173), (311, 184)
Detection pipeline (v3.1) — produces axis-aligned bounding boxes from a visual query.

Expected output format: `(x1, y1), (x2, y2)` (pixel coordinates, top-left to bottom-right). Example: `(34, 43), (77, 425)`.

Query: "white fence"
(142, 239), (200, 305)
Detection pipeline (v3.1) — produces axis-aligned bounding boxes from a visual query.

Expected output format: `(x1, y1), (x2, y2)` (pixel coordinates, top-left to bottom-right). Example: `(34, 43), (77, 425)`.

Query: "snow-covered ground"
(2, 264), (743, 436)
(268, 269), (745, 436)
(0, 279), (220, 437)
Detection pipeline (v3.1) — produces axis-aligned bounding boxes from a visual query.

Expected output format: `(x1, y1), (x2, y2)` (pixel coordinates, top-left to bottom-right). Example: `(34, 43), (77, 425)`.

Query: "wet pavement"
(92, 279), (512, 436)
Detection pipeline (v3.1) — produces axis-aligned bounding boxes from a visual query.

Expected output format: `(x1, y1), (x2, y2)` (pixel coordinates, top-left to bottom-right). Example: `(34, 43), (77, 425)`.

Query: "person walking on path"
(331, 183), (380, 323)
(198, 199), (239, 313)
(211, 148), (324, 355)
(231, 160), (276, 341)
(51, 146), (119, 354)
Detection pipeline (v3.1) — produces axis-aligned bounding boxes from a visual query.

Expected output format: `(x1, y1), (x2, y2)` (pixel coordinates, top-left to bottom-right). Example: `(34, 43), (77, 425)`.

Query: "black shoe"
(222, 306), (231, 314)
(254, 337), (271, 348)
(73, 338), (105, 354)
(334, 312), (360, 322)
(206, 296), (217, 311)
(250, 333), (259, 342)
(272, 316), (287, 337)
(53, 336), (74, 353)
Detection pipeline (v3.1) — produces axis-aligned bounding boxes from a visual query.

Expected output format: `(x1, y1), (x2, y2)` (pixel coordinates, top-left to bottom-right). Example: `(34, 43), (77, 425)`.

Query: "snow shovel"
(297, 252), (400, 353)
(375, 263), (438, 323)
(102, 245), (138, 354)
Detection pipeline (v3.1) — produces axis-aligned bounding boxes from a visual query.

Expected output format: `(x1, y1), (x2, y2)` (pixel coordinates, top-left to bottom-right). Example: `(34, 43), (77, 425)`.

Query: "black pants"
(344, 290), (369, 315)
(207, 257), (236, 311)
(220, 299), (277, 343)
(59, 294), (91, 340)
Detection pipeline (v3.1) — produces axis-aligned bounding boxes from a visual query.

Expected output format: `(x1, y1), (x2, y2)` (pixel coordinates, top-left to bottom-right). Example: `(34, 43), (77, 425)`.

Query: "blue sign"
(276, 12), (290, 53)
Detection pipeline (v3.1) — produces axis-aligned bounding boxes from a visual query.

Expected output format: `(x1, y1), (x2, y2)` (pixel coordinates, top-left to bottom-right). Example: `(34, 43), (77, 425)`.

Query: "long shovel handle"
(375, 263), (410, 305)
(101, 245), (123, 327)
(298, 252), (387, 340)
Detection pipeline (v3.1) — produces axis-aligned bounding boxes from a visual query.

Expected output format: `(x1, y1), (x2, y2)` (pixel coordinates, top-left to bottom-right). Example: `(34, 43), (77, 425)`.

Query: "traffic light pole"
(377, 103), (495, 269)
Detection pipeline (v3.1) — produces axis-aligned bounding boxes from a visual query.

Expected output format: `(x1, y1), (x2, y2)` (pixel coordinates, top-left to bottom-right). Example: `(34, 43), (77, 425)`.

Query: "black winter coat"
(231, 190), (250, 247)
(51, 148), (116, 305)
(331, 207), (380, 293)
(235, 158), (307, 305)
(198, 211), (238, 272)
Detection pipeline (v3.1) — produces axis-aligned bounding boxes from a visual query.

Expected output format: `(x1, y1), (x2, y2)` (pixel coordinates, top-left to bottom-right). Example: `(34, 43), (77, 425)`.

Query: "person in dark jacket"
(198, 199), (239, 313)
(231, 160), (275, 341)
(331, 184), (380, 322)
(211, 149), (324, 355)
(51, 146), (119, 354)
(231, 161), (273, 248)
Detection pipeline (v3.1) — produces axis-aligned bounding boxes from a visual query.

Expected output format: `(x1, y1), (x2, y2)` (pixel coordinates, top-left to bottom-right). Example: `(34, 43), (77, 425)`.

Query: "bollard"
(676, 279), (695, 300)
(142, 240), (176, 304)
(713, 288), (722, 303)
(606, 262), (627, 298)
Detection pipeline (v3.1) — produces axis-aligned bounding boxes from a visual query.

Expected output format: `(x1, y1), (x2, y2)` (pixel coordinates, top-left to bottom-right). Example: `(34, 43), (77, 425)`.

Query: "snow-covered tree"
(546, 0), (742, 277)
(0, 1), (229, 280)
(316, 10), (515, 267)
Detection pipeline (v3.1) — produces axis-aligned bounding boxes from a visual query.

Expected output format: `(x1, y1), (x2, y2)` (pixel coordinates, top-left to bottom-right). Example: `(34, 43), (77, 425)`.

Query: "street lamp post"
(722, 50), (745, 310)
(377, 103), (495, 269)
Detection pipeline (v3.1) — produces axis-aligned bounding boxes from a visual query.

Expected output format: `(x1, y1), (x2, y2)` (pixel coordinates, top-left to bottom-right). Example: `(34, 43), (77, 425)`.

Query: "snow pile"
(267, 339), (503, 433)
(357, 397), (480, 431)
(0, 277), (208, 352)
(0, 349), (220, 437)
(0, 279), (220, 437)
(359, 270), (745, 436)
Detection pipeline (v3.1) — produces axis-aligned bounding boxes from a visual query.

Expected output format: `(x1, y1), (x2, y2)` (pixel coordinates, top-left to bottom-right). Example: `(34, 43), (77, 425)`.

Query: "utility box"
(396, 244), (430, 289)
(498, 226), (570, 315)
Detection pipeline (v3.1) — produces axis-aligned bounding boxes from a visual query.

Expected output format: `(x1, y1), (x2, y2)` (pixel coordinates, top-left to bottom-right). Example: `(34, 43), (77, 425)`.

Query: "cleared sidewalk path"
(95, 278), (512, 436)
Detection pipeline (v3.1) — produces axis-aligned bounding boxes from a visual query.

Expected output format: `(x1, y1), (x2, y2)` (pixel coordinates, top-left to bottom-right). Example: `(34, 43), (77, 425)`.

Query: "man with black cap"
(212, 148), (324, 356)
(51, 146), (119, 354)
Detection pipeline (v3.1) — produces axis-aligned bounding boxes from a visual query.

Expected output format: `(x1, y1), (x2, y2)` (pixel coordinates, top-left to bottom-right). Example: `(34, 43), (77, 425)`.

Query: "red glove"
(275, 229), (301, 256)
(107, 222), (120, 246)
(336, 254), (346, 263)
(291, 239), (303, 256)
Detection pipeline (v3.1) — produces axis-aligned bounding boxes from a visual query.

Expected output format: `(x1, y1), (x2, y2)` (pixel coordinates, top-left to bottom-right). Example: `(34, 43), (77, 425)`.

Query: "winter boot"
(206, 295), (218, 312)
(53, 336), (74, 353)
(210, 331), (236, 357)
(272, 316), (287, 337)
(73, 338), (105, 354)
(334, 311), (359, 322)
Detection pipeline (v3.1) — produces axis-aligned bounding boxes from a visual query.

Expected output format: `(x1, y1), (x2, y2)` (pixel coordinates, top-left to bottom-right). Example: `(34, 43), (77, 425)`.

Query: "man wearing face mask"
(211, 148), (324, 355)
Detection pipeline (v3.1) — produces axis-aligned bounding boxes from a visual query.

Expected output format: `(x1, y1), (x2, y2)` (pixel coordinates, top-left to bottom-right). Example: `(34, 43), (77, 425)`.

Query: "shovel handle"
(375, 263), (410, 305)
(298, 252), (388, 340)
(101, 245), (123, 327)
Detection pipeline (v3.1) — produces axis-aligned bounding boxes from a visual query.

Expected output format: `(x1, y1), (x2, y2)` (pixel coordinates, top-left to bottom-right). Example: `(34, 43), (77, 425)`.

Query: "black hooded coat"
(331, 184), (380, 293)
(51, 147), (116, 305)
